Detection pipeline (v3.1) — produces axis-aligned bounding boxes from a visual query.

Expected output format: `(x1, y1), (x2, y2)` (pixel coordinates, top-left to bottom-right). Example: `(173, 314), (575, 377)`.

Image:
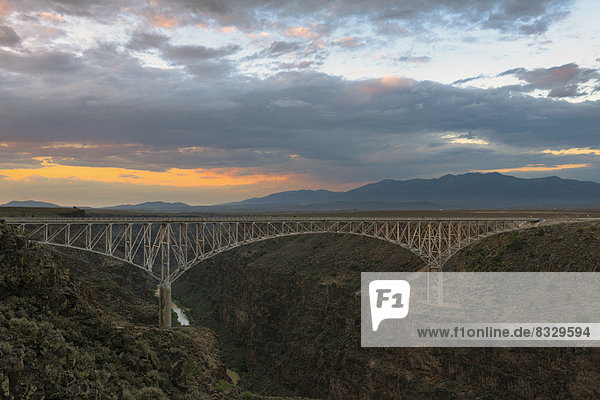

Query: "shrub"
(506, 232), (524, 251)
(9, 317), (39, 336)
(215, 379), (233, 392)
(347, 261), (362, 271)
(136, 387), (168, 400)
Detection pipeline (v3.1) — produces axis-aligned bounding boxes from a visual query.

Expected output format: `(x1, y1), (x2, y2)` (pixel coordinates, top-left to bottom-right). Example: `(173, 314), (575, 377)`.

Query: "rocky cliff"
(174, 223), (600, 399)
(0, 224), (308, 399)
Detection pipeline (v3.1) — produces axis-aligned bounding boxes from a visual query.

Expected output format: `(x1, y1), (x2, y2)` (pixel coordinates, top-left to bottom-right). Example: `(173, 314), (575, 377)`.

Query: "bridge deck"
(3, 216), (542, 223)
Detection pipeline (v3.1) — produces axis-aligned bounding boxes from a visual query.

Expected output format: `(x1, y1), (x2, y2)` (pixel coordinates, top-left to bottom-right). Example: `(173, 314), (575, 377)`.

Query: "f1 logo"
(369, 280), (410, 331)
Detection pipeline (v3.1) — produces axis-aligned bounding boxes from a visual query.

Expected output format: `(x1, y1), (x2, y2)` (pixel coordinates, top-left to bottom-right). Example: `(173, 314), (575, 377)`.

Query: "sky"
(0, 0), (599, 207)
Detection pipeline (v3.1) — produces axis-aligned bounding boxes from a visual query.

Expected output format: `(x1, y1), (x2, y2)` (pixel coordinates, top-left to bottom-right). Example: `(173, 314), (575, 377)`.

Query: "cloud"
(452, 74), (486, 85)
(41, 142), (105, 149)
(279, 60), (314, 70)
(245, 40), (326, 72)
(0, 26), (21, 47)
(374, 0), (572, 35)
(499, 63), (600, 98)
(117, 173), (141, 179)
(156, 43), (239, 78)
(482, 0), (571, 34)
(473, 164), (590, 173)
(0, 49), (81, 75)
(333, 36), (361, 48)
(398, 55), (431, 64)
(0, 159), (293, 188)
(185, 60), (235, 78)
(126, 32), (169, 51)
(0, 0), (575, 50)
(4, 0), (125, 20)
(123, 31), (240, 77)
(542, 148), (600, 156)
(442, 133), (489, 146)
(0, 1), (13, 17)
(249, 41), (302, 59)
(126, 31), (240, 63)
(1, 66), (598, 158)
(2, 0), (599, 203)
(283, 26), (318, 39)
(220, 26), (236, 34)
(40, 12), (65, 22)
(2, 41), (600, 189)
(357, 76), (415, 96)
(149, 14), (179, 29)
(161, 44), (240, 63)
(270, 98), (313, 108)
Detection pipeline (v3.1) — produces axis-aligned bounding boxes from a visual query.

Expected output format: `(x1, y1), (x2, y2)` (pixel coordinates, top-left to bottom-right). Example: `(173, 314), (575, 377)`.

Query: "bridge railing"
(2, 216), (542, 223)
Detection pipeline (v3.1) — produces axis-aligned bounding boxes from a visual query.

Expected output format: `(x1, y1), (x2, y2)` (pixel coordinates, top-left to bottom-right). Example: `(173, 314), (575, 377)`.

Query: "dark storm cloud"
(2, 54), (599, 178)
(0, 26), (21, 46)
(499, 63), (600, 97)
(2, 1), (598, 189)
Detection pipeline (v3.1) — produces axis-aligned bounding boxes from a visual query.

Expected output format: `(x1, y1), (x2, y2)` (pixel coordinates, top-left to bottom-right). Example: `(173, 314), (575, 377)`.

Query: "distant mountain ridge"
(1, 200), (62, 208)
(325, 173), (600, 208)
(221, 190), (339, 206)
(4, 173), (600, 212)
(102, 173), (600, 212)
(103, 201), (195, 212)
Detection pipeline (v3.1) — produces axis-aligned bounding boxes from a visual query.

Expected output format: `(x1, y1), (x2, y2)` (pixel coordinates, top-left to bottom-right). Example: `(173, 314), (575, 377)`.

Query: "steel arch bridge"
(3, 216), (539, 328)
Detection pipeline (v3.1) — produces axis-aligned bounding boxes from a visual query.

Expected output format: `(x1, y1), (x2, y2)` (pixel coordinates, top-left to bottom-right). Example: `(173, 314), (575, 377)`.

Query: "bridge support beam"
(427, 266), (444, 305)
(158, 282), (172, 329)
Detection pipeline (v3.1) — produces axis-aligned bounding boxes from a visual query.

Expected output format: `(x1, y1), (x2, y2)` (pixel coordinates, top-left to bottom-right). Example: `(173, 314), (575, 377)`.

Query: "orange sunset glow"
(0, 158), (291, 188)
(472, 164), (591, 173)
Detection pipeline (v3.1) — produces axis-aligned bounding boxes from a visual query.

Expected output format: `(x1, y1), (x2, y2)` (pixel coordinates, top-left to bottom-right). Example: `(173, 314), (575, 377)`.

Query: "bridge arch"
(173, 231), (425, 281)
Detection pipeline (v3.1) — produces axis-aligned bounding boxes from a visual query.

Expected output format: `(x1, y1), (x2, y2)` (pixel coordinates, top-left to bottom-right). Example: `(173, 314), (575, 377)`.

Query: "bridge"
(3, 216), (541, 328)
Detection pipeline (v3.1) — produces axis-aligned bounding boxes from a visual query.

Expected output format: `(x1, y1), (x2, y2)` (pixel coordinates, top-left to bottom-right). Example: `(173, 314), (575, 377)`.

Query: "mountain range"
(0, 200), (63, 208)
(104, 172), (600, 211)
(3, 173), (600, 212)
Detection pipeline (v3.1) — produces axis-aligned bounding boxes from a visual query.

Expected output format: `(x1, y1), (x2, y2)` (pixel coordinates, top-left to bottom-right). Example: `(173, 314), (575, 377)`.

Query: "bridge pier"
(158, 282), (172, 329)
(427, 266), (444, 305)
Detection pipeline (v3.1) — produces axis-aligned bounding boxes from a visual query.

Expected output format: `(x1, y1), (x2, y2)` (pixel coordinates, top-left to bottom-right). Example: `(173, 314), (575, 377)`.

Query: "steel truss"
(4, 217), (538, 327)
